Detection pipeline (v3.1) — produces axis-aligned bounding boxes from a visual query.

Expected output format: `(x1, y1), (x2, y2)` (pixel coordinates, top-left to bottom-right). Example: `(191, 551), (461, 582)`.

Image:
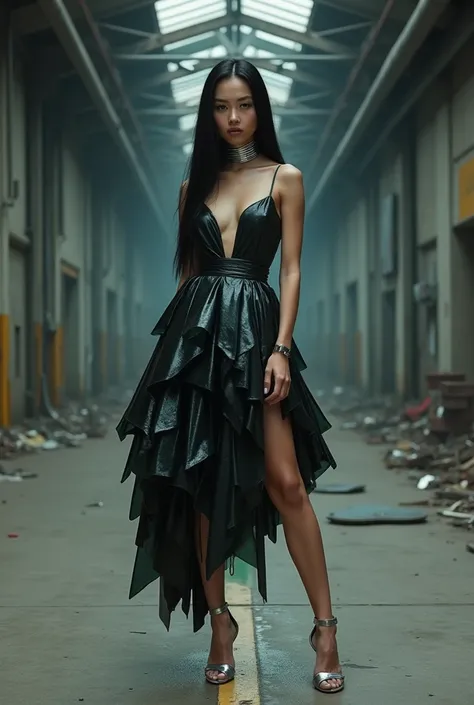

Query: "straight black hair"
(174, 59), (285, 278)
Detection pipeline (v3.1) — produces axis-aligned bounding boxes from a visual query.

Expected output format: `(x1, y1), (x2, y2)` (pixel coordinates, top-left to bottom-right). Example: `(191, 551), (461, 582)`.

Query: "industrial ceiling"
(10, 0), (448, 222)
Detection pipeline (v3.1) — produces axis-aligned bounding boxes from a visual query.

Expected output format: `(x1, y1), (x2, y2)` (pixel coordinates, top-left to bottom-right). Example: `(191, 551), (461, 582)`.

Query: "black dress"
(117, 165), (336, 632)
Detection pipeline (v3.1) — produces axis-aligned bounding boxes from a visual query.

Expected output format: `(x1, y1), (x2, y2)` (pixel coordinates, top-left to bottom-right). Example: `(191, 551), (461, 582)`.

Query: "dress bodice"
(192, 168), (283, 271)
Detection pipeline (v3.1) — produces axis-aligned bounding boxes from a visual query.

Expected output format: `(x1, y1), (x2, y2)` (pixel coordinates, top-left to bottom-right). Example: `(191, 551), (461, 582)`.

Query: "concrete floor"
(1, 419), (474, 705)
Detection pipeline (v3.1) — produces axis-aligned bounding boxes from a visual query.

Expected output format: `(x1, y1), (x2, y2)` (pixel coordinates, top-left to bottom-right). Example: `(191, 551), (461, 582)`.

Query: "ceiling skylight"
(258, 69), (293, 105)
(241, 0), (313, 33)
(171, 67), (213, 106)
(155, 0), (227, 34)
(179, 114), (197, 131)
(163, 31), (217, 52)
(254, 29), (302, 52)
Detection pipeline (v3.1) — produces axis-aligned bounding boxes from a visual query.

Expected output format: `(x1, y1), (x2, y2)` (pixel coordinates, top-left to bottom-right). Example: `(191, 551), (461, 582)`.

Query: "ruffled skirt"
(117, 270), (336, 632)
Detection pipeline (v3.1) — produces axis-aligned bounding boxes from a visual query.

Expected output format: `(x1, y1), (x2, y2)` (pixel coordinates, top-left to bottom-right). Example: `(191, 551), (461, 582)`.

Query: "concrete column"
(432, 100), (453, 377)
(395, 138), (418, 399)
(83, 181), (93, 396)
(28, 99), (45, 416)
(365, 178), (382, 395)
(124, 236), (135, 382)
(0, 21), (10, 425)
(91, 189), (106, 395)
(337, 222), (348, 385)
(357, 196), (370, 390)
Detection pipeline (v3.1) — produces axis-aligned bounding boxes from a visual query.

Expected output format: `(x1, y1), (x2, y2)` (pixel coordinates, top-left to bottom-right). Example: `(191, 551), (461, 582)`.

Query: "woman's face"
(213, 76), (257, 147)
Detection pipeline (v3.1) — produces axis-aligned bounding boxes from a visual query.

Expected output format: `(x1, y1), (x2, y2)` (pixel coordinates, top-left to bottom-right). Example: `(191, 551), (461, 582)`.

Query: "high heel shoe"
(205, 602), (239, 685)
(309, 616), (345, 693)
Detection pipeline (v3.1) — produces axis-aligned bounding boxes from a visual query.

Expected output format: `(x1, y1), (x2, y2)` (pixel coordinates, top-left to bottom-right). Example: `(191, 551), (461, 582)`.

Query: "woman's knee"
(266, 467), (307, 511)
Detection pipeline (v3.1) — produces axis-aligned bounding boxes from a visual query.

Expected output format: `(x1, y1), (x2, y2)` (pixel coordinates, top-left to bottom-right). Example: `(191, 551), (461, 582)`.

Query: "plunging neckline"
(203, 196), (280, 259)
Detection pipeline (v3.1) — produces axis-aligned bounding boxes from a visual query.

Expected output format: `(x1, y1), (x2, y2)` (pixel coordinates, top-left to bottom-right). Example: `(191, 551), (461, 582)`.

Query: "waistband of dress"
(200, 258), (269, 283)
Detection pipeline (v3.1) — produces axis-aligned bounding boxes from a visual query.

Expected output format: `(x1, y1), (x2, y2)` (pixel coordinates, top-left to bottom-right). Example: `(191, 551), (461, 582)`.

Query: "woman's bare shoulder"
(278, 163), (303, 183)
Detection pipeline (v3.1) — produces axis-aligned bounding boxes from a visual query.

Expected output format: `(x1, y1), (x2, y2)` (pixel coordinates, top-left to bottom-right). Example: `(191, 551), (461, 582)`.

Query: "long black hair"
(174, 59), (285, 278)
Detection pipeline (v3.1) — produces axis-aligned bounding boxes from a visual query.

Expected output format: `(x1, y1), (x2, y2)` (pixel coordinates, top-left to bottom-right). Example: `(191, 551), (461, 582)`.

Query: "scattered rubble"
(326, 374), (474, 545)
(0, 400), (112, 461)
(0, 467), (38, 482)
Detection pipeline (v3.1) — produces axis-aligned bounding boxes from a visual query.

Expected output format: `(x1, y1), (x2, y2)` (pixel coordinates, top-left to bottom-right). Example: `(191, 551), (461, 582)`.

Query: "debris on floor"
(0, 467), (38, 482)
(314, 483), (366, 494)
(0, 401), (109, 460)
(327, 504), (428, 525)
(327, 374), (474, 534)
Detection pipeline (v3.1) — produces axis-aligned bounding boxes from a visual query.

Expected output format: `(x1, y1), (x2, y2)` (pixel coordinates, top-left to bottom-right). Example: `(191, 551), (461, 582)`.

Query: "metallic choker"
(227, 140), (259, 164)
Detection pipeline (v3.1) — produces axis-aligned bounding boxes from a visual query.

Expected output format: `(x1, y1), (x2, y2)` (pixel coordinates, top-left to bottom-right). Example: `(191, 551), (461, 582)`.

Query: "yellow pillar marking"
(0, 314), (10, 426)
(218, 582), (260, 705)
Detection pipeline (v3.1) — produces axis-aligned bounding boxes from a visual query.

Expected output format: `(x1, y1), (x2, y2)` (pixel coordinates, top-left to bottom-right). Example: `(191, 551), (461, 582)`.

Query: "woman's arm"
(264, 164), (304, 405)
(276, 165), (304, 347)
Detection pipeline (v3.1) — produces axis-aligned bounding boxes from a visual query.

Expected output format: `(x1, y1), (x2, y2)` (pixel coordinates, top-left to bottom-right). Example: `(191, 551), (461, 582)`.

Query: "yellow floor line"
(218, 582), (260, 705)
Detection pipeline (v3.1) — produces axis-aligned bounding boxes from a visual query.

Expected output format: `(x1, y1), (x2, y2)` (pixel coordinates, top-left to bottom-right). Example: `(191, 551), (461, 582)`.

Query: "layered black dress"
(117, 166), (336, 632)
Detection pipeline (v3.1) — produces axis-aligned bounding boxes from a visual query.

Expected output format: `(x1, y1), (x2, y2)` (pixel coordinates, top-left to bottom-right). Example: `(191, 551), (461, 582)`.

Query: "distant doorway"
(61, 266), (80, 399)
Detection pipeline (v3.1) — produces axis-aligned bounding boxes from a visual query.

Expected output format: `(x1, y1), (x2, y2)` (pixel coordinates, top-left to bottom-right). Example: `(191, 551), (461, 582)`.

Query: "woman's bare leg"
(196, 513), (236, 681)
(263, 404), (342, 690)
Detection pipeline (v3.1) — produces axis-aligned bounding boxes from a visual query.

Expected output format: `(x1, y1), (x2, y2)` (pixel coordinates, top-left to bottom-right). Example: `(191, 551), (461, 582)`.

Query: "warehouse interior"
(2, 0), (474, 426)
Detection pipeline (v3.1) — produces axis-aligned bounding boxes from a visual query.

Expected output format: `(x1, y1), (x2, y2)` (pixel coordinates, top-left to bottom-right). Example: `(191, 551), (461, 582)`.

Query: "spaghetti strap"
(269, 164), (282, 197)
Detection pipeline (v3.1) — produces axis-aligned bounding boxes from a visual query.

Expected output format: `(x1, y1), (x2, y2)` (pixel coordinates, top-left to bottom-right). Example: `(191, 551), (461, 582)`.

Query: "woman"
(117, 58), (344, 694)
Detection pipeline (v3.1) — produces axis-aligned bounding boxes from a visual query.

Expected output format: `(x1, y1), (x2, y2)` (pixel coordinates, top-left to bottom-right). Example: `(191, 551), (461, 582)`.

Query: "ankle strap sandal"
(204, 603), (239, 685)
(309, 616), (345, 694)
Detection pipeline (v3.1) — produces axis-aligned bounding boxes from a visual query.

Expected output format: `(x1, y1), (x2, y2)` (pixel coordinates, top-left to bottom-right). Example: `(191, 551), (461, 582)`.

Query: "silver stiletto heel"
(309, 616), (345, 693)
(205, 602), (239, 685)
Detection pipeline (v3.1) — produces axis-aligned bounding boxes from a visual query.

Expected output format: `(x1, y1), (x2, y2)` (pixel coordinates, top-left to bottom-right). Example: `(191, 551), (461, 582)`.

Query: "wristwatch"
(273, 343), (291, 358)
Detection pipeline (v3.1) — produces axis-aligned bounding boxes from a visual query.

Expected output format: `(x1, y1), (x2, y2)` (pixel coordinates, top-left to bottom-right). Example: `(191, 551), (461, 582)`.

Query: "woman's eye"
(215, 104), (226, 111)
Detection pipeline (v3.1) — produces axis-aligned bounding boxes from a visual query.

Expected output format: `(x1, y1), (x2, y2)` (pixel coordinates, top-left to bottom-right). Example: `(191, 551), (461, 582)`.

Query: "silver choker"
(227, 140), (259, 164)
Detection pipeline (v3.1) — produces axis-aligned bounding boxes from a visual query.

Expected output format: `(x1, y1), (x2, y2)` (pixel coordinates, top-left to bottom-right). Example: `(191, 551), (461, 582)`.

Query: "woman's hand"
(264, 353), (291, 405)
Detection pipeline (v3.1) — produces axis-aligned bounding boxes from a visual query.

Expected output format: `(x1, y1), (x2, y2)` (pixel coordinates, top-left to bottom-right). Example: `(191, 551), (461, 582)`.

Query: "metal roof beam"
(239, 13), (355, 55)
(125, 11), (354, 55)
(306, 0), (450, 212)
(137, 105), (331, 116)
(239, 33), (302, 57)
(11, 0), (153, 35)
(163, 31), (228, 56)
(36, 0), (167, 230)
(127, 15), (236, 53)
(127, 57), (333, 94)
(116, 52), (352, 61)
(317, 0), (415, 23)
(318, 21), (373, 37)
